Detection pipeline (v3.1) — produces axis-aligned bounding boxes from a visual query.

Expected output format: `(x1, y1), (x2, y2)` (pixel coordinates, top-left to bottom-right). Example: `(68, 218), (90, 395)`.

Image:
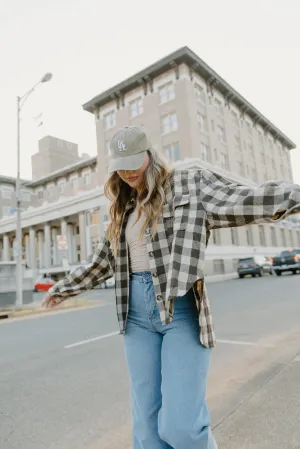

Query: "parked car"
(236, 256), (273, 278)
(34, 277), (55, 292)
(98, 277), (116, 289)
(270, 249), (300, 276)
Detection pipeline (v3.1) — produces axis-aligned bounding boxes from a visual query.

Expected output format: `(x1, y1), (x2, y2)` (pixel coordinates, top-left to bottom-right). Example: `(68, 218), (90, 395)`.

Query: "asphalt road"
(1, 273), (300, 449)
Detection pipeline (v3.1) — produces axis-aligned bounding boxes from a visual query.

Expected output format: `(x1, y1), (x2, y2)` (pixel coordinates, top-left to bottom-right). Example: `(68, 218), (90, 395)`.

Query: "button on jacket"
(49, 169), (300, 348)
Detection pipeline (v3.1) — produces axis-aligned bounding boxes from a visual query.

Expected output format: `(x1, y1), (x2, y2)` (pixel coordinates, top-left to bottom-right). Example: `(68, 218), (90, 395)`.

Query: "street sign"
(57, 235), (68, 251)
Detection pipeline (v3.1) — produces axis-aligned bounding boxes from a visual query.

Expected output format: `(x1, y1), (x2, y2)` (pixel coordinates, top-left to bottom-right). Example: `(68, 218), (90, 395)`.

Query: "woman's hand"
(41, 292), (60, 309)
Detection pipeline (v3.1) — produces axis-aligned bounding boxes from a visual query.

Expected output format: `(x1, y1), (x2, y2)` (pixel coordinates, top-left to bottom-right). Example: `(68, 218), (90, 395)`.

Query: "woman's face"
(117, 153), (151, 192)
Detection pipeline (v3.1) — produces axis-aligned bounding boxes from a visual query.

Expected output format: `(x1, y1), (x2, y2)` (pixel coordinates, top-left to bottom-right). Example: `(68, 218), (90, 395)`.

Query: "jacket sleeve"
(48, 237), (115, 302)
(200, 169), (300, 230)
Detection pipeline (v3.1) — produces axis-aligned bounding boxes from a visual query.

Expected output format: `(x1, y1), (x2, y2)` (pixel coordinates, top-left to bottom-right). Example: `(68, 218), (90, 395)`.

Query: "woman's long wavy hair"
(104, 148), (173, 256)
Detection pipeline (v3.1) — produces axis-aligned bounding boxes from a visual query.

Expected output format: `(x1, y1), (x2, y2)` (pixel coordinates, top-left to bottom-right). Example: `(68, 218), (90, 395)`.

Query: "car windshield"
(238, 258), (254, 263)
(281, 251), (295, 257)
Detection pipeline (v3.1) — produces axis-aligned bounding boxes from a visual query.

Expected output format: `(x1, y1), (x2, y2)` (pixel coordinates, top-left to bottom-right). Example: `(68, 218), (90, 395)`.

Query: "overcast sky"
(0, 0), (299, 183)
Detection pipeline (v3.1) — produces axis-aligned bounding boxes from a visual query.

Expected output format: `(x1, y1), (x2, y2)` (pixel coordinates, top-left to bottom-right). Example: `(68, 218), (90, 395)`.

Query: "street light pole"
(16, 96), (22, 308)
(15, 73), (53, 309)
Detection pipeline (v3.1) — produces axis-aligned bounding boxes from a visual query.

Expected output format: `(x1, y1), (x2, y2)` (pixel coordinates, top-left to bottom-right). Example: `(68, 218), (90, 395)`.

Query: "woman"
(42, 125), (300, 449)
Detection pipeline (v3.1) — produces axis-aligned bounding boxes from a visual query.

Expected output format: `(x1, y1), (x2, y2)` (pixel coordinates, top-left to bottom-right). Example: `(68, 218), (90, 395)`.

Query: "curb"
(0, 299), (91, 319)
(206, 272), (238, 283)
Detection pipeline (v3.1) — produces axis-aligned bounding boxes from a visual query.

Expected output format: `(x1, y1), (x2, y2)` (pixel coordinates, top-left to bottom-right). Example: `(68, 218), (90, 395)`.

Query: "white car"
(99, 277), (115, 289)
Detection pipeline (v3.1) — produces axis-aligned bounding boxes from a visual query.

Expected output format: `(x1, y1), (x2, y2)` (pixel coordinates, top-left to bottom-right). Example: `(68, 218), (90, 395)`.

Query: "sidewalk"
(213, 352), (300, 449)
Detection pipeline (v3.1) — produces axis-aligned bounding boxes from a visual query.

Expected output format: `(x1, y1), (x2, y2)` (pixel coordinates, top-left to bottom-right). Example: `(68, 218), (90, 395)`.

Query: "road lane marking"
(65, 333), (275, 349)
(217, 339), (274, 347)
(64, 331), (119, 349)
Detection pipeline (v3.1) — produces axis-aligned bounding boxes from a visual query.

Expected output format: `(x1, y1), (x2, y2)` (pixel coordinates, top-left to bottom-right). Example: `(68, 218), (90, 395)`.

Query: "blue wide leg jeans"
(124, 272), (217, 449)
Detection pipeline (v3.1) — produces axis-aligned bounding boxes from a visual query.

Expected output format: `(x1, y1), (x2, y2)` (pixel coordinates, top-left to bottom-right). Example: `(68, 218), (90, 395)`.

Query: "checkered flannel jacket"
(49, 169), (300, 348)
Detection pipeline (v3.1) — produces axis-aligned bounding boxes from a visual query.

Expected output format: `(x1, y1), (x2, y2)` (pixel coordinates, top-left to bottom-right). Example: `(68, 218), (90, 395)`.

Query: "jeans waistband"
(130, 271), (153, 283)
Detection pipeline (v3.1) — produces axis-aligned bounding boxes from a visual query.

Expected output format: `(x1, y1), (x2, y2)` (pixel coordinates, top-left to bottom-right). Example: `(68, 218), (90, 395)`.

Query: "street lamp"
(16, 72), (53, 308)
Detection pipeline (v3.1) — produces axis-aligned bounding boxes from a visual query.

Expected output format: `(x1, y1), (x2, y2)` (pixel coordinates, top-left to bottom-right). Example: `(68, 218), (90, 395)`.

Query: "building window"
(2, 188), (13, 199)
(103, 205), (109, 223)
(268, 138), (273, 150)
(22, 190), (31, 202)
(200, 143), (211, 163)
(214, 98), (223, 115)
(297, 231), (300, 246)
(47, 186), (54, 197)
(212, 229), (221, 245)
(246, 140), (255, 158)
(246, 227), (254, 246)
(289, 230), (294, 246)
(261, 151), (266, 165)
(195, 83), (205, 103)
(213, 259), (225, 275)
(58, 182), (66, 193)
(197, 112), (207, 132)
(90, 211), (99, 226)
(234, 134), (242, 151)
(161, 113), (178, 134)
(245, 121), (252, 134)
(259, 225), (266, 246)
(86, 210), (99, 227)
(2, 206), (11, 217)
(83, 172), (91, 185)
(163, 142), (180, 163)
(258, 131), (264, 145)
(69, 176), (78, 189)
(159, 82), (175, 104)
(230, 228), (239, 245)
(130, 97), (143, 117)
(270, 227), (277, 246)
(281, 229), (286, 247)
(217, 125), (226, 143)
(237, 161), (245, 177)
(271, 158), (276, 170)
(103, 111), (116, 130)
(252, 167), (258, 182)
(210, 120), (215, 131)
(231, 111), (239, 126)
(220, 152), (229, 170)
(37, 189), (44, 200)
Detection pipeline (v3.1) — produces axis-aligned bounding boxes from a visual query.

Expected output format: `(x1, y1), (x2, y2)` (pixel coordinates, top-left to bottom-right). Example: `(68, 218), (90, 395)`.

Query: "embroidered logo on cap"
(117, 140), (126, 152)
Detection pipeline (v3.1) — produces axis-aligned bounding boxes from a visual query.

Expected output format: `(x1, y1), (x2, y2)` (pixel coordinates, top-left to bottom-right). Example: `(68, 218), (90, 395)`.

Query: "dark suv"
(236, 256), (273, 278)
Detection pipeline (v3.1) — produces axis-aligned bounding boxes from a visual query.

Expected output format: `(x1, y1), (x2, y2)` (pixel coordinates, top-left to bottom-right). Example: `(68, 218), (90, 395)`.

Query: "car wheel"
(275, 271), (282, 276)
(292, 270), (297, 275)
(239, 274), (244, 279)
(258, 269), (263, 277)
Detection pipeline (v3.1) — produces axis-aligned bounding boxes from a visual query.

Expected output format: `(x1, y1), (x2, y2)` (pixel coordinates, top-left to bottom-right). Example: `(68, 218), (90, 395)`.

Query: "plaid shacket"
(49, 169), (300, 348)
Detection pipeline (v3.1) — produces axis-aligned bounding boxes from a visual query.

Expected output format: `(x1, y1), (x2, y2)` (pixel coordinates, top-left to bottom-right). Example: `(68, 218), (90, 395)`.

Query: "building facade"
(31, 135), (80, 180)
(0, 47), (298, 281)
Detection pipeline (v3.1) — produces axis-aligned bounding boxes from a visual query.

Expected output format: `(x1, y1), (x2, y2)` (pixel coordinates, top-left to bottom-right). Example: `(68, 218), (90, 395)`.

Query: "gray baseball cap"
(108, 126), (152, 174)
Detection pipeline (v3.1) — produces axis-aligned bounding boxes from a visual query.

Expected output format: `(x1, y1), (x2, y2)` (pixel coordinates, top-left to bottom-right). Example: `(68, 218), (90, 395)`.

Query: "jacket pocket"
(173, 194), (190, 231)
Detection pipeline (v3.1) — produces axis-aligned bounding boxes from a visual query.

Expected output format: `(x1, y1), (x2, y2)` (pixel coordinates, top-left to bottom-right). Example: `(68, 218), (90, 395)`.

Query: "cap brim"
(108, 152), (146, 175)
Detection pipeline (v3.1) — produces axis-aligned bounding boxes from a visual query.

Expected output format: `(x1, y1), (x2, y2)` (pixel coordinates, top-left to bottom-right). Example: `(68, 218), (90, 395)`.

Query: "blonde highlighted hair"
(104, 148), (173, 256)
